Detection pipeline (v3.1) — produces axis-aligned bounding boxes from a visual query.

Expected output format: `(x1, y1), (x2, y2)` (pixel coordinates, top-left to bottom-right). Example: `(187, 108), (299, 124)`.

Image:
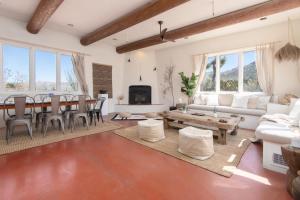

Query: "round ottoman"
(138, 119), (165, 142)
(178, 127), (214, 160)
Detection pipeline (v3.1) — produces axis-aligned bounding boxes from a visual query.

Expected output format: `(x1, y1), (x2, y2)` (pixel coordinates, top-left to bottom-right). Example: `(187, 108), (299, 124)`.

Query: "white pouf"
(138, 119), (165, 142)
(178, 126), (214, 160)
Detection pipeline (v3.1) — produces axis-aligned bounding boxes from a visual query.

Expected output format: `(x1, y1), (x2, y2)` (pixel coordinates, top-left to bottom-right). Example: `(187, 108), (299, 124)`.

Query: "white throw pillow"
(231, 95), (249, 108)
(289, 98), (299, 112)
(256, 96), (271, 110)
(206, 94), (219, 106)
(289, 99), (300, 122)
(193, 95), (207, 105)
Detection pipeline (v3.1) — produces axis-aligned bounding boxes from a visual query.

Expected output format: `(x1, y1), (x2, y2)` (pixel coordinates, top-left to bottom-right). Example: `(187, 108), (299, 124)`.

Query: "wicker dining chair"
(70, 95), (91, 132)
(3, 95), (35, 144)
(41, 95), (65, 136)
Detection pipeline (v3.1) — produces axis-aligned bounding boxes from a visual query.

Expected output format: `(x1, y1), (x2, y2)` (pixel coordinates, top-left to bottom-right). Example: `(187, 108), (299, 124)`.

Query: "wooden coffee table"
(162, 110), (242, 145)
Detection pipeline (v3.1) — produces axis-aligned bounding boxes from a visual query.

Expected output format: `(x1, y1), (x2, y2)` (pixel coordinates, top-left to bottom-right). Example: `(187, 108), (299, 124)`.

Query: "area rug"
(0, 122), (122, 155)
(112, 114), (163, 120)
(114, 126), (254, 177)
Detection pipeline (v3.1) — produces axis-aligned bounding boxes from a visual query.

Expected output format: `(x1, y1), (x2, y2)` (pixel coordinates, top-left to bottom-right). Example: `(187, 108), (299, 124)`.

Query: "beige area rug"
(0, 122), (122, 155)
(114, 126), (254, 177)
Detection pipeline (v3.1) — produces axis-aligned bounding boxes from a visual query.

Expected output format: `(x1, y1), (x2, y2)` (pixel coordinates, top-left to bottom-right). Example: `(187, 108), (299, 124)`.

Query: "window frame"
(200, 47), (263, 95)
(0, 41), (79, 95)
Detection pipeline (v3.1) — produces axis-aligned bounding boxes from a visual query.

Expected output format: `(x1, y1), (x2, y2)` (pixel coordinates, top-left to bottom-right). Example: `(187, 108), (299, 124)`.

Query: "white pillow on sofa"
(231, 95), (249, 108)
(289, 98), (300, 122)
(193, 95), (207, 105)
(256, 96), (271, 110)
(206, 94), (219, 106)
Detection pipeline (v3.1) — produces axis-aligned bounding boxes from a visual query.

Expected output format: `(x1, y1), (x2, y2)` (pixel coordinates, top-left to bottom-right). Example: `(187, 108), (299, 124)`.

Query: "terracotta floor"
(0, 119), (291, 200)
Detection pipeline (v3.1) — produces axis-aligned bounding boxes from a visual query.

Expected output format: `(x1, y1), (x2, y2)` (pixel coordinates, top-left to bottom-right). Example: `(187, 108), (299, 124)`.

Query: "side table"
(281, 145), (300, 198)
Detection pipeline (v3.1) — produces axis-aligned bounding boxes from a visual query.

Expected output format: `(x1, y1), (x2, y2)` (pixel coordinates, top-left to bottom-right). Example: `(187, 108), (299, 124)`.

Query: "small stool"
(138, 119), (165, 142)
(178, 127), (214, 160)
(118, 112), (132, 119)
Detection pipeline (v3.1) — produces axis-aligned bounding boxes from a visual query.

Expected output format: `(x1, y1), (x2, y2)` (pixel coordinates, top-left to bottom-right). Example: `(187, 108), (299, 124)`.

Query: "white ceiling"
(0, 0), (299, 50)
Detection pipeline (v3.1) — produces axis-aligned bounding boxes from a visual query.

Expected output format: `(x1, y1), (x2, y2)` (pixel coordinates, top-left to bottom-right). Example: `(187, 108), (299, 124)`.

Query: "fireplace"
(129, 85), (151, 105)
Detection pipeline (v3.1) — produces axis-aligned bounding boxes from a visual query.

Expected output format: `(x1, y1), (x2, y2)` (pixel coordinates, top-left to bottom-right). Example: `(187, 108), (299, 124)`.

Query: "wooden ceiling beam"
(80, 0), (190, 46)
(116, 0), (300, 54)
(27, 0), (64, 34)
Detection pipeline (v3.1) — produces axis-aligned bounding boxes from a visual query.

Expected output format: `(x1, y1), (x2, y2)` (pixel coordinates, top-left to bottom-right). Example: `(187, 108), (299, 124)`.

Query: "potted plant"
(179, 72), (199, 104)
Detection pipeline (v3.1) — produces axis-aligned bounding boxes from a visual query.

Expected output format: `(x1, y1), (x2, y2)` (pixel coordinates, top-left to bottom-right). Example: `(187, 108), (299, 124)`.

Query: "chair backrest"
(34, 94), (49, 113)
(51, 95), (61, 115)
(73, 95), (91, 113)
(94, 97), (106, 111)
(62, 94), (75, 111)
(3, 95), (34, 120)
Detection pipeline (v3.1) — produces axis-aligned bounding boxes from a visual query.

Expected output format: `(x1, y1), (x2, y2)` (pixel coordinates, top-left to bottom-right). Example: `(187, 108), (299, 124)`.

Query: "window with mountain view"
(35, 50), (56, 91)
(220, 53), (239, 91)
(61, 55), (78, 92)
(201, 56), (216, 91)
(3, 44), (30, 91)
(243, 51), (261, 92)
(200, 49), (261, 93)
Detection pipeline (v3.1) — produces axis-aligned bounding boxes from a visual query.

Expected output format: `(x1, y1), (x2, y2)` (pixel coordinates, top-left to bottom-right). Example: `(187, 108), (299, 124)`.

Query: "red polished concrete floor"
(0, 120), (291, 200)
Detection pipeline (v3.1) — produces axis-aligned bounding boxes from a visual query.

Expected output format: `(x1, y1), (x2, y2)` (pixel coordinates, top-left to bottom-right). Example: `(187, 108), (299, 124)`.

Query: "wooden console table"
(163, 110), (241, 145)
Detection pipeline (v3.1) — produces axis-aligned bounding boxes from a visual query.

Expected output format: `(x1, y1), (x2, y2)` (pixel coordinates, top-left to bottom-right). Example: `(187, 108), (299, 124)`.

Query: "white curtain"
(193, 54), (208, 95)
(72, 53), (89, 95)
(256, 44), (275, 95)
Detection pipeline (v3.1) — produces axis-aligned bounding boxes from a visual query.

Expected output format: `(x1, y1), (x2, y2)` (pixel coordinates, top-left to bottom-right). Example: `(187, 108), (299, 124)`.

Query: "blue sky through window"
(35, 50), (56, 82)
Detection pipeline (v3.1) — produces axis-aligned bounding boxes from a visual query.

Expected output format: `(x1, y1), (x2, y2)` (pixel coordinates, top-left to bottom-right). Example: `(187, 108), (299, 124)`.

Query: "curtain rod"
(0, 36), (91, 56)
(193, 40), (283, 57)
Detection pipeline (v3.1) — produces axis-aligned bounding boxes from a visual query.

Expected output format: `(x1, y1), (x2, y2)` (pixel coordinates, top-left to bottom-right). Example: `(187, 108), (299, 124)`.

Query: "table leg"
(231, 126), (238, 136)
(218, 128), (227, 145)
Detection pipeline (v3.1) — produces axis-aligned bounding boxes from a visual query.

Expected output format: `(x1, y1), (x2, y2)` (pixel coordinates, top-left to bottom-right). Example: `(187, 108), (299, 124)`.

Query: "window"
(35, 50), (56, 91)
(3, 44), (30, 91)
(201, 49), (261, 93)
(61, 55), (78, 92)
(243, 51), (261, 92)
(201, 56), (216, 91)
(220, 53), (239, 92)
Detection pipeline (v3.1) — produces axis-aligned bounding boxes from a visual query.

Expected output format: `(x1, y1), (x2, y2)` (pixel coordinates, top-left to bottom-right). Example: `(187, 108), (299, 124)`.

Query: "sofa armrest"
(267, 103), (289, 114)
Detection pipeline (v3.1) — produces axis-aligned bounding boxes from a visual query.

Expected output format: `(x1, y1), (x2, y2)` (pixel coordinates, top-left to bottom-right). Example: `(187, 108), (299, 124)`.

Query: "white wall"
(0, 16), (125, 113)
(156, 19), (300, 106)
(122, 50), (160, 104)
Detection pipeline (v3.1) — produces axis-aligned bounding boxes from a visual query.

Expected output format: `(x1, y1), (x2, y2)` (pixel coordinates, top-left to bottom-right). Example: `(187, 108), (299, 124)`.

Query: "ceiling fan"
(158, 21), (175, 42)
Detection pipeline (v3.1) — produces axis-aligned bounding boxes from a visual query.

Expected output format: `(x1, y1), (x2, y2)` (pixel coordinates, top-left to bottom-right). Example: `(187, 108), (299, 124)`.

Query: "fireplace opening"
(129, 85), (151, 105)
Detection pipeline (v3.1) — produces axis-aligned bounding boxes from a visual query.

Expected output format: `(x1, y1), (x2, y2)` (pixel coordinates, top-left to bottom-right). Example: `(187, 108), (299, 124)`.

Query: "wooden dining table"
(0, 99), (97, 110)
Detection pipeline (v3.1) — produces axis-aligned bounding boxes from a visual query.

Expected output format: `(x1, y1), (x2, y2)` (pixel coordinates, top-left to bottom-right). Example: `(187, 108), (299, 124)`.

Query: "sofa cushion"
(289, 98), (300, 122)
(188, 104), (215, 112)
(255, 121), (300, 144)
(257, 96), (271, 110)
(206, 94), (219, 106)
(218, 94), (233, 106)
(188, 104), (266, 116)
(248, 96), (258, 109)
(216, 106), (266, 116)
(232, 95), (249, 108)
(194, 94), (207, 105)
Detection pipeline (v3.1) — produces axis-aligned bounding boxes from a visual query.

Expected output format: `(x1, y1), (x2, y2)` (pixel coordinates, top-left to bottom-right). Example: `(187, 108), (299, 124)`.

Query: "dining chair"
(70, 95), (91, 132)
(34, 93), (51, 131)
(3, 95), (35, 144)
(90, 97), (106, 126)
(41, 95), (65, 136)
(61, 94), (76, 129)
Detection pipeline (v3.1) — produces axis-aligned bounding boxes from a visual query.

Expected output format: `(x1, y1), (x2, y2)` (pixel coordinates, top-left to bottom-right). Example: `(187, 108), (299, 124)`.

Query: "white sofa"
(188, 94), (270, 130)
(255, 103), (300, 173)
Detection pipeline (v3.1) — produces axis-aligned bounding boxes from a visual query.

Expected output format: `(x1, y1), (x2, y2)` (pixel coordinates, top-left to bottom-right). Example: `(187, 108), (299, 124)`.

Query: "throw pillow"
(206, 94), (219, 106)
(218, 94), (233, 106)
(231, 95), (249, 108)
(247, 96), (258, 109)
(193, 95), (207, 105)
(256, 96), (271, 110)
(289, 99), (300, 123)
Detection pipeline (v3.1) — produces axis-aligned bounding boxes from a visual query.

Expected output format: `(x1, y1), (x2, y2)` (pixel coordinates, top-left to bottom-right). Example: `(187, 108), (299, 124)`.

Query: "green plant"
(179, 72), (199, 103)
